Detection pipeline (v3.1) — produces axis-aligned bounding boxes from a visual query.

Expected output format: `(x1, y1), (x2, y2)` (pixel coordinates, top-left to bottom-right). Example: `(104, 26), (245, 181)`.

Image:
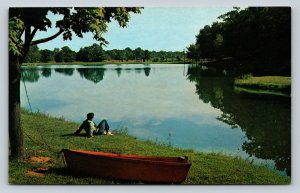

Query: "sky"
(35, 7), (232, 52)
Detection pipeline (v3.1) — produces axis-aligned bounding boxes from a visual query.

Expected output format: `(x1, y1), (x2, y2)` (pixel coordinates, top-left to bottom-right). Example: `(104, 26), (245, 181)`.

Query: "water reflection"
(134, 68), (143, 74)
(22, 65), (153, 84)
(54, 68), (74, 76)
(21, 68), (40, 82)
(77, 68), (106, 83)
(116, 67), (122, 77)
(144, 67), (151, 77)
(187, 64), (291, 176)
(132, 67), (151, 77)
(41, 68), (52, 78)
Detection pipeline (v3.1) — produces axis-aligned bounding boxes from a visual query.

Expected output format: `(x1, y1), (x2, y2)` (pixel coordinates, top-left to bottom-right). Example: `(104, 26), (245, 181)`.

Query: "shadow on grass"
(45, 167), (72, 176)
(61, 133), (87, 138)
(42, 167), (174, 184)
(43, 167), (136, 184)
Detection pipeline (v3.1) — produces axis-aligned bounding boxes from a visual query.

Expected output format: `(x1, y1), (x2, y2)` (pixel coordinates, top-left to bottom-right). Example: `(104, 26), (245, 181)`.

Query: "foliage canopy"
(9, 7), (142, 60)
(186, 7), (291, 75)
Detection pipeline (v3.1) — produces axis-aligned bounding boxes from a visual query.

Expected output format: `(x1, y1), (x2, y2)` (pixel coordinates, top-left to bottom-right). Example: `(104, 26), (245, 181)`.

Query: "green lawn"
(9, 109), (291, 185)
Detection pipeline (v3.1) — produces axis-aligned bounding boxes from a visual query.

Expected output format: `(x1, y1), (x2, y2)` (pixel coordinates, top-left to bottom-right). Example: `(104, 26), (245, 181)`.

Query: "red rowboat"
(61, 149), (191, 183)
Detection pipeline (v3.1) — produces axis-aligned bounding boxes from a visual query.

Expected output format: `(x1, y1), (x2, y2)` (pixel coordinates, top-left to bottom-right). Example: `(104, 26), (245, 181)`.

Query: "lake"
(20, 64), (291, 176)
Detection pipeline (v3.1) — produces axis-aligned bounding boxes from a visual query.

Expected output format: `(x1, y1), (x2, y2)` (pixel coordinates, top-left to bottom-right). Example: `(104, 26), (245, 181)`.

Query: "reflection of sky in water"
(20, 64), (276, 169)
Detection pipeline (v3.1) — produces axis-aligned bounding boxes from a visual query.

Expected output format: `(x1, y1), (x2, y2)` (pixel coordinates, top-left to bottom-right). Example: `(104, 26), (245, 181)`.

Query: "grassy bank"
(234, 75), (291, 96)
(9, 110), (290, 184)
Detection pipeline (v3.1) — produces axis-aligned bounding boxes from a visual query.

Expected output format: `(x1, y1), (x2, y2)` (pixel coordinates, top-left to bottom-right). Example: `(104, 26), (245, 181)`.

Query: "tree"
(115, 50), (125, 61)
(192, 7), (291, 75)
(9, 7), (142, 159)
(157, 51), (167, 62)
(76, 47), (90, 62)
(186, 44), (201, 62)
(124, 47), (133, 61)
(40, 49), (54, 62)
(23, 45), (40, 63)
(60, 46), (76, 62)
(143, 50), (151, 62)
(133, 47), (143, 61)
(77, 44), (106, 62)
(54, 51), (63, 62)
(89, 43), (106, 62)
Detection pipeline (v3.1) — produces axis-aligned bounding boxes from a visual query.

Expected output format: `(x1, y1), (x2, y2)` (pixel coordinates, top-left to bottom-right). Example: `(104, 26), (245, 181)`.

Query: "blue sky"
(35, 7), (232, 52)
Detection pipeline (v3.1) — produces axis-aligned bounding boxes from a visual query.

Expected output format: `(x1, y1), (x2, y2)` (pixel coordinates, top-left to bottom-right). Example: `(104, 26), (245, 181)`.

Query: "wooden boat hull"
(62, 149), (191, 183)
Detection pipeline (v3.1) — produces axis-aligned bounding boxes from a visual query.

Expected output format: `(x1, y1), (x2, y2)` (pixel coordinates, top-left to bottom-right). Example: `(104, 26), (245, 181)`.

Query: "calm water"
(20, 64), (291, 176)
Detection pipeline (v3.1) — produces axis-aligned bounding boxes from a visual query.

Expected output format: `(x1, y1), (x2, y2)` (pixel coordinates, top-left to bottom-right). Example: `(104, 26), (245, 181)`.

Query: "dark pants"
(95, 120), (110, 135)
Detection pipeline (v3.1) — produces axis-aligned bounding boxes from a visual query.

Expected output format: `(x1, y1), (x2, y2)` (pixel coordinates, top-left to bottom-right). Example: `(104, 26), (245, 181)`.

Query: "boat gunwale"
(62, 149), (191, 166)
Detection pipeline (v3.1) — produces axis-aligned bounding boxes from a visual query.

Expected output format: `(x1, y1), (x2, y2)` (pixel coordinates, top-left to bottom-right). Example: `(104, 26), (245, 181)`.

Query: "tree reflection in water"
(144, 67), (151, 77)
(54, 68), (74, 76)
(77, 68), (106, 83)
(41, 68), (52, 78)
(34, 65), (152, 84)
(187, 64), (291, 176)
(131, 67), (151, 77)
(116, 67), (122, 77)
(21, 68), (40, 82)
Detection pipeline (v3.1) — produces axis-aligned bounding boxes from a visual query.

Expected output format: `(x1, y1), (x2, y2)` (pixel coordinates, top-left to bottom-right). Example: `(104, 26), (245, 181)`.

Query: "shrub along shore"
(9, 109), (290, 184)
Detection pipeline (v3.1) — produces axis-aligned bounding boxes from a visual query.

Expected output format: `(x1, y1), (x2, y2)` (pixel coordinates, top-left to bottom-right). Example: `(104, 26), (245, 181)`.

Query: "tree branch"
(29, 28), (38, 42)
(31, 29), (63, 45)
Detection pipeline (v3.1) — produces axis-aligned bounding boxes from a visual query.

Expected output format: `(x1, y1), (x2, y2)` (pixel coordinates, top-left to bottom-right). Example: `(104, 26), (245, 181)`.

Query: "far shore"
(22, 60), (187, 66)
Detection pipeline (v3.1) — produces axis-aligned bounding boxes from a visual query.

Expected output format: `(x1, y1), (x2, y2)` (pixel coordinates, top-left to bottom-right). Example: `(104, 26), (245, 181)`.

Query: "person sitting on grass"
(74, 112), (113, 138)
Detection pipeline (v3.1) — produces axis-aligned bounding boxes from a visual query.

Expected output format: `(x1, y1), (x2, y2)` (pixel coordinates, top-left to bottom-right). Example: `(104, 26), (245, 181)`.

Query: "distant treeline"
(24, 44), (185, 63)
(186, 7), (291, 75)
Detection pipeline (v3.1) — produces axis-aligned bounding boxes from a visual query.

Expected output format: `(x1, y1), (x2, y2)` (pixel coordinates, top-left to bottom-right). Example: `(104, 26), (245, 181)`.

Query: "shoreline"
(22, 61), (187, 66)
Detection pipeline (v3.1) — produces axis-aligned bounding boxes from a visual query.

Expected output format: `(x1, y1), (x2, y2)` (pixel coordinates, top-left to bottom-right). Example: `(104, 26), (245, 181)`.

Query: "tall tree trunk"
(9, 53), (24, 159)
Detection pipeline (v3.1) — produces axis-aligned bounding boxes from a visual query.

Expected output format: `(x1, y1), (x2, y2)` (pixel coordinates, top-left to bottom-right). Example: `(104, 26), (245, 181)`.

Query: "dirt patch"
(26, 156), (51, 177)
(30, 156), (51, 163)
(26, 170), (45, 177)
(26, 167), (49, 177)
